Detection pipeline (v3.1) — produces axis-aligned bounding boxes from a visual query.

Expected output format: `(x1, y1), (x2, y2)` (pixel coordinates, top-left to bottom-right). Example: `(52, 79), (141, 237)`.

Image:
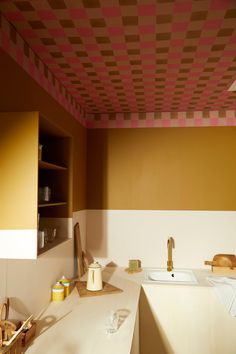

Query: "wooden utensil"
(74, 223), (85, 279)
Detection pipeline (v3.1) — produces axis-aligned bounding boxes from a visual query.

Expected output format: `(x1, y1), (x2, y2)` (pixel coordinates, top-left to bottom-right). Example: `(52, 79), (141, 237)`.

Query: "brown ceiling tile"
(217, 28), (234, 37)
(59, 63), (70, 68)
(76, 51), (88, 57)
(125, 34), (140, 42)
(101, 50), (114, 56)
(14, 1), (35, 11)
(122, 16), (139, 26)
(190, 11), (208, 21)
(207, 57), (220, 63)
(90, 18), (106, 27)
(127, 48), (140, 55)
(82, 0), (100, 8)
(29, 20), (46, 29)
(95, 36), (111, 43)
(156, 14), (172, 24)
(211, 44), (225, 51)
(224, 9), (236, 18)
(48, 0), (66, 10)
(59, 19), (75, 28)
(119, 0), (137, 6)
(156, 32), (171, 40)
(186, 30), (201, 39)
(50, 52), (63, 58)
(41, 38), (56, 45)
(68, 36), (82, 44)
(183, 46), (197, 52)
(156, 47), (169, 53)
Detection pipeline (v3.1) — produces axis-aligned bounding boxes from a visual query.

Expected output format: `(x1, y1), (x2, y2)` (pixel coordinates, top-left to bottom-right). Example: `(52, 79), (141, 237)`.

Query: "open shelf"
(37, 237), (70, 256)
(39, 160), (67, 170)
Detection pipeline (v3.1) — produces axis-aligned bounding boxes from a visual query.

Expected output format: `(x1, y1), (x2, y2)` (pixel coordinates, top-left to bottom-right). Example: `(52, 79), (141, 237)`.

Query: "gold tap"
(167, 237), (175, 272)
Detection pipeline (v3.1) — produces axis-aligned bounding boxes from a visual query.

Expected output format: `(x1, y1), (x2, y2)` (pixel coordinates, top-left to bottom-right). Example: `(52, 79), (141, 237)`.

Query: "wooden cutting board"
(74, 223), (85, 279)
(75, 281), (123, 297)
(211, 266), (236, 276)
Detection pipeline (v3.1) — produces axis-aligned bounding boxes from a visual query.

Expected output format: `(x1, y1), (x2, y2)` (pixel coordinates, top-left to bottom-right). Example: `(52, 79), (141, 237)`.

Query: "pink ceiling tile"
(77, 27), (94, 37)
(203, 19), (223, 30)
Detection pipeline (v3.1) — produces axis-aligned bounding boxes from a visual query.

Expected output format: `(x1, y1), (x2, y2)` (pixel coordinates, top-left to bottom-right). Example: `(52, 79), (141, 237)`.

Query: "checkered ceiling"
(0, 0), (236, 116)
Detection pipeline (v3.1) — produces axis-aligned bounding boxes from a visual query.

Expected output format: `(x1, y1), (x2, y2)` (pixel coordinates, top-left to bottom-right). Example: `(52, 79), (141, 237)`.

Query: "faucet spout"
(167, 237), (175, 272)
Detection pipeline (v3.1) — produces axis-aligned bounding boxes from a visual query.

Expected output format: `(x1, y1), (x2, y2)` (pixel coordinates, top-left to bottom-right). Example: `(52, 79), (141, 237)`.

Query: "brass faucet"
(167, 237), (175, 272)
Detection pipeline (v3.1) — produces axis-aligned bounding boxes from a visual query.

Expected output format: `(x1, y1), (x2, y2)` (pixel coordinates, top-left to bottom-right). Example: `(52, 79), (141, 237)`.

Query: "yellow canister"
(59, 275), (71, 297)
(52, 282), (64, 302)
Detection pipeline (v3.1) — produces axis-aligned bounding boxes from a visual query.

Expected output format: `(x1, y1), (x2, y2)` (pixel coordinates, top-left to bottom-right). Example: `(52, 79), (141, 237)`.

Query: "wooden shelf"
(37, 237), (70, 256)
(38, 160), (67, 170)
(38, 202), (67, 208)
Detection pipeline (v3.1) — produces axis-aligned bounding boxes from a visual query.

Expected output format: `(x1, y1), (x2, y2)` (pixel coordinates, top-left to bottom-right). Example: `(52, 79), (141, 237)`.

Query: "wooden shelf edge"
(38, 160), (67, 170)
(37, 237), (71, 256)
(38, 202), (67, 208)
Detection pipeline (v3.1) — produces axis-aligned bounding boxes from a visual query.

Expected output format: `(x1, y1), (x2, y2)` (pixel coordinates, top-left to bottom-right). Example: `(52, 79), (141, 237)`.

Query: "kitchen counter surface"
(25, 266), (141, 354)
(25, 267), (213, 354)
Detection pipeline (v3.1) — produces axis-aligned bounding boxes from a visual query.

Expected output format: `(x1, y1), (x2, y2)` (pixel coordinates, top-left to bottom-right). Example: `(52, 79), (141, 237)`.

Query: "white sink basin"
(146, 269), (198, 285)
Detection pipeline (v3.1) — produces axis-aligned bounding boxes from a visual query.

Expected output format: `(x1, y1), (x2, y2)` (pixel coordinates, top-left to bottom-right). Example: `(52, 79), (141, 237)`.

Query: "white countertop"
(25, 267), (141, 354)
(25, 267), (212, 354)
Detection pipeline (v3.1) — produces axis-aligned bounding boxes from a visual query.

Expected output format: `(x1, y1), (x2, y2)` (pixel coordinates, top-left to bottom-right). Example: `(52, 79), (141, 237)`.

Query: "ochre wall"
(87, 127), (236, 210)
(0, 49), (86, 211)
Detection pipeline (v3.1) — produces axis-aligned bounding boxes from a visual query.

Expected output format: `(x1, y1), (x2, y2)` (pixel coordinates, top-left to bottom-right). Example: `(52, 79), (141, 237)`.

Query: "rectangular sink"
(146, 268), (198, 285)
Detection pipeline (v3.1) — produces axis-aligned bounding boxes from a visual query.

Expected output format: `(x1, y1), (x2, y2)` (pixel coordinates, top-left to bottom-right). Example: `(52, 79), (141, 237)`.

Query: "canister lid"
(88, 261), (101, 269)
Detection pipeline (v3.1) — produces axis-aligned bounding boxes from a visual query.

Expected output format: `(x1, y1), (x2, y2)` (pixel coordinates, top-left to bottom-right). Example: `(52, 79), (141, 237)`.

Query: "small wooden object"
(205, 254), (236, 276)
(125, 259), (142, 274)
(21, 321), (36, 347)
(76, 281), (123, 297)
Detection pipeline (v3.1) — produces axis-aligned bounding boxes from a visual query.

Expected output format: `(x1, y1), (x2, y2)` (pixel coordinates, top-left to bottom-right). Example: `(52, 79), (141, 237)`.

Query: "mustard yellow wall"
(87, 127), (236, 210)
(0, 49), (86, 211)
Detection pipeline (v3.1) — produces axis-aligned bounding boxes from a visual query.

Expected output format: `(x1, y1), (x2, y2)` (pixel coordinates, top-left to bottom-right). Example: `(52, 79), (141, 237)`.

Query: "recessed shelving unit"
(37, 115), (72, 256)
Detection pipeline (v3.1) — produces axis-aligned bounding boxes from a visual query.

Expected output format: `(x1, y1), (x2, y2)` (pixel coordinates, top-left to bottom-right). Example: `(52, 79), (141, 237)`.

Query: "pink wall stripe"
(85, 111), (236, 129)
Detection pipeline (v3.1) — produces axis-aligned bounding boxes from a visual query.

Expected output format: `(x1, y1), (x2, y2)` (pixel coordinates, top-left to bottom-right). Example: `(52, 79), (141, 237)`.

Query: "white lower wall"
(87, 210), (236, 269)
(0, 210), (86, 320)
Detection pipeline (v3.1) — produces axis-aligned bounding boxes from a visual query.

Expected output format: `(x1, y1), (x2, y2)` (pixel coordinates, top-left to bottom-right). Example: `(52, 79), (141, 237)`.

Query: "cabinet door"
(0, 112), (38, 259)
